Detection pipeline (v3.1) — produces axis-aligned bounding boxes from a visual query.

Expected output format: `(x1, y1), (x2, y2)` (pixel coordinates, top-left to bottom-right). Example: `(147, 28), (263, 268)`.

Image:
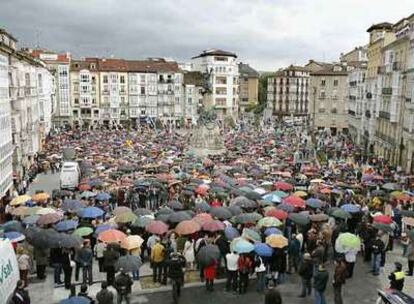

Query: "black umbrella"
(373, 223), (393, 233)
(131, 216), (153, 228)
(134, 208), (153, 216)
(155, 214), (171, 223)
(288, 213), (310, 226)
(210, 207), (232, 220)
(26, 228), (60, 248)
(243, 191), (262, 201)
(400, 210), (414, 218)
(228, 205), (243, 216)
(194, 202), (211, 213)
(56, 234), (83, 249)
(168, 200), (184, 210)
(115, 254), (142, 272)
(169, 211), (192, 223)
(231, 196), (256, 209)
(234, 212), (263, 224)
(196, 244), (220, 266)
(156, 207), (174, 216)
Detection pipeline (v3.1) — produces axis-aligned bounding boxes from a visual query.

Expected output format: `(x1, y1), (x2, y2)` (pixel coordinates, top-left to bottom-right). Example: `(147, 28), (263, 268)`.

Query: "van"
(60, 161), (81, 189)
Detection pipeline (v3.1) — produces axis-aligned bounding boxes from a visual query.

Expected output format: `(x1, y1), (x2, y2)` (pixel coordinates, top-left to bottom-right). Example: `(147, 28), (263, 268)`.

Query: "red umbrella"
(273, 181), (293, 191)
(175, 220), (200, 235)
(210, 200), (222, 208)
(373, 215), (393, 224)
(98, 229), (127, 243)
(193, 213), (213, 225)
(265, 208), (288, 220)
(78, 183), (91, 191)
(36, 212), (63, 226)
(195, 184), (210, 196)
(283, 196), (305, 208)
(202, 220), (225, 232)
(146, 220), (169, 235)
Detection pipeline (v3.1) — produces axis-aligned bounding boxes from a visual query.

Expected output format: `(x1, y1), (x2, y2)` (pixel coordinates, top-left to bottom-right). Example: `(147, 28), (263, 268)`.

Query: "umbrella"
(243, 191), (262, 201)
(265, 208), (288, 220)
(73, 227), (93, 237)
(115, 254), (142, 272)
(228, 205), (243, 216)
(341, 204), (361, 213)
(78, 207), (104, 218)
(231, 196), (256, 209)
(276, 203), (294, 213)
(146, 220), (169, 235)
(372, 223), (393, 233)
(273, 181), (293, 191)
(175, 220), (201, 235)
(134, 208), (153, 216)
(288, 213), (310, 226)
(156, 207), (174, 216)
(257, 217), (282, 228)
(94, 224), (115, 236)
(121, 235), (144, 250)
(98, 229), (127, 243)
(37, 213), (63, 226)
(335, 233), (361, 253)
(22, 215), (40, 225)
(309, 214), (329, 222)
(168, 211), (192, 223)
(58, 234), (83, 249)
(224, 226), (240, 241)
(80, 191), (96, 198)
(273, 191), (288, 198)
(168, 200), (184, 210)
(262, 193), (282, 203)
(196, 244), (220, 266)
(242, 228), (261, 242)
(293, 190), (307, 197)
(78, 183), (92, 192)
(36, 207), (56, 215)
(210, 207), (232, 220)
(306, 198), (324, 209)
(331, 209), (351, 220)
(131, 216), (154, 228)
(194, 202), (211, 213)
(62, 199), (85, 211)
(10, 206), (29, 217)
(3, 220), (24, 233)
(95, 192), (111, 201)
(10, 195), (32, 206)
(264, 227), (283, 236)
(373, 215), (393, 225)
(283, 196), (305, 208)
(193, 213), (213, 225)
(113, 206), (132, 216)
(60, 296), (91, 304)
(265, 234), (288, 248)
(382, 183), (399, 191)
(234, 212), (263, 224)
(55, 220), (78, 232)
(5, 231), (25, 242)
(254, 243), (273, 257)
(403, 217), (414, 226)
(115, 212), (138, 224)
(202, 220), (225, 232)
(32, 192), (50, 202)
(230, 237), (254, 253)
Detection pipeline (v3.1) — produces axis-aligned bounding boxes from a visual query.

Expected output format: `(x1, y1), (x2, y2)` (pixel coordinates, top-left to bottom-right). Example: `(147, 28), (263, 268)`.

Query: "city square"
(1, 1), (414, 304)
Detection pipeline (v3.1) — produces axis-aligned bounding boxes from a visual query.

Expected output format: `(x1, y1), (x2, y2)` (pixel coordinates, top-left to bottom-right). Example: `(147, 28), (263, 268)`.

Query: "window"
(214, 57), (228, 62)
(120, 75), (125, 84)
(321, 79), (326, 86)
(188, 97), (192, 104)
(140, 87), (145, 95)
(103, 75), (108, 83)
(140, 75), (146, 83)
(74, 98), (79, 105)
(333, 79), (339, 87)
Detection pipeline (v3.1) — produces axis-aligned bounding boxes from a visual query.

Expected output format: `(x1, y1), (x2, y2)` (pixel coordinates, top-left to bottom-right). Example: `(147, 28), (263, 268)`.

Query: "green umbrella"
(335, 232), (361, 253)
(115, 211), (138, 224)
(372, 223), (393, 233)
(241, 228), (261, 242)
(331, 209), (351, 220)
(257, 217), (282, 228)
(131, 216), (154, 228)
(73, 227), (93, 237)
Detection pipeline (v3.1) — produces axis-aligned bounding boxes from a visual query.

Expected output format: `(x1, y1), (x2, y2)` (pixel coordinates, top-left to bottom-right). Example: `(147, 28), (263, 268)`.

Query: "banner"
(0, 240), (19, 304)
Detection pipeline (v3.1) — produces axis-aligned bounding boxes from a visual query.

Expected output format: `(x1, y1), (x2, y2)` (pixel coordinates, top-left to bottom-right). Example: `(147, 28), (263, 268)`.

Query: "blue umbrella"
(306, 198), (324, 209)
(3, 220), (24, 233)
(59, 296), (90, 304)
(262, 193), (282, 203)
(276, 203), (294, 213)
(94, 224), (113, 236)
(95, 192), (111, 201)
(231, 237), (255, 253)
(55, 220), (78, 232)
(78, 206), (104, 218)
(62, 199), (85, 211)
(5, 231), (25, 242)
(88, 179), (104, 187)
(224, 226), (240, 241)
(341, 204), (360, 213)
(254, 243), (273, 257)
(264, 227), (283, 236)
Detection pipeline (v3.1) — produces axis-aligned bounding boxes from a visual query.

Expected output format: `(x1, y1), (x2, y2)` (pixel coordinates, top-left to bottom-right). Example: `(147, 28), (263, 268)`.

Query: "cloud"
(0, 0), (412, 70)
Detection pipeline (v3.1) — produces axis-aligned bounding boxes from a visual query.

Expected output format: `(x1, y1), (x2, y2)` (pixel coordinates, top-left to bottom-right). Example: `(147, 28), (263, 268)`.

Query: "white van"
(60, 161), (80, 189)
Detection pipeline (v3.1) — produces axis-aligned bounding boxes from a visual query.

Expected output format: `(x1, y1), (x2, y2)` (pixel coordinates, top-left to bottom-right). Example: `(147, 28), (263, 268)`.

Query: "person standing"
(225, 251), (239, 293)
(254, 255), (267, 293)
(298, 253), (313, 298)
(166, 252), (186, 303)
(204, 259), (218, 292)
(33, 246), (48, 280)
(95, 240), (107, 272)
(183, 239), (195, 270)
(344, 250), (357, 278)
(389, 262), (405, 291)
(16, 247), (31, 287)
(61, 248), (73, 289)
(333, 258), (348, 304)
(313, 264), (329, 304)
(287, 234), (300, 273)
(371, 235), (385, 276)
(96, 281), (114, 304)
(264, 288), (283, 304)
(150, 239), (165, 284)
(76, 240), (93, 285)
(114, 268), (133, 304)
(238, 253), (252, 294)
(103, 245), (120, 286)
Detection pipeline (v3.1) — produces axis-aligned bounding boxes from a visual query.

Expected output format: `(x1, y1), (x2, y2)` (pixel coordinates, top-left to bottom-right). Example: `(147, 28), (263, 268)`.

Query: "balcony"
(379, 111), (390, 120)
(382, 88), (392, 95)
(393, 61), (401, 71)
(348, 110), (355, 116)
(375, 131), (396, 146)
(365, 110), (371, 118)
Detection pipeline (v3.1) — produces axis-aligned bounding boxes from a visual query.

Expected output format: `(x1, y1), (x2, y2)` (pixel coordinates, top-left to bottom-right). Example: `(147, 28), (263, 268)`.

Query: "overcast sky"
(0, 0), (412, 71)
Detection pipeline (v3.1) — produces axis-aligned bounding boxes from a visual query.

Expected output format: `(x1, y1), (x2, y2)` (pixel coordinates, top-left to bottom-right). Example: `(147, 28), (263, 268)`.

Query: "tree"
(258, 74), (272, 108)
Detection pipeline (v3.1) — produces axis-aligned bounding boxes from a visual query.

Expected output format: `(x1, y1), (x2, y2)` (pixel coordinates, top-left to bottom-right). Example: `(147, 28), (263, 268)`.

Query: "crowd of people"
(2, 122), (414, 304)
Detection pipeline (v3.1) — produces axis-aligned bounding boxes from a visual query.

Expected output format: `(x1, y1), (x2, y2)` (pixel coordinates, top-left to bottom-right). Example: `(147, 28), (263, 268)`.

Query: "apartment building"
(266, 65), (310, 120)
(183, 71), (204, 124)
(238, 63), (259, 113)
(191, 49), (239, 120)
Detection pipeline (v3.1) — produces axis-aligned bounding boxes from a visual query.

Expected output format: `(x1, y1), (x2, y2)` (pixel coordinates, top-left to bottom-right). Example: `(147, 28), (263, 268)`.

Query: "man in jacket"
(288, 234), (301, 273)
(33, 247), (48, 280)
(76, 240), (93, 285)
(298, 253), (313, 298)
(389, 262), (405, 291)
(150, 239), (165, 283)
(313, 264), (329, 304)
(114, 269), (133, 304)
(166, 252), (186, 302)
(96, 281), (114, 304)
(103, 245), (120, 286)
(371, 235), (385, 276)
(333, 258), (348, 304)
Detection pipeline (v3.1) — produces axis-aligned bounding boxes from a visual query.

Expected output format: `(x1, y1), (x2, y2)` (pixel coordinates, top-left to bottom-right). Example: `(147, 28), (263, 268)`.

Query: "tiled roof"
(192, 49), (237, 59)
(239, 63), (259, 78)
(94, 58), (179, 73)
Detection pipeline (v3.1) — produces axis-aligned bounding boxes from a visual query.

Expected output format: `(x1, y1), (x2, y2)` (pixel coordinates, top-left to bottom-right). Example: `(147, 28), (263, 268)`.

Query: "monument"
(188, 69), (226, 157)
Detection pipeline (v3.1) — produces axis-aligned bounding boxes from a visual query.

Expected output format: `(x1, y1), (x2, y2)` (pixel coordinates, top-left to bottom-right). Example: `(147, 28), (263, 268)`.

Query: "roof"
(367, 22), (393, 32)
(0, 28), (17, 42)
(70, 59), (99, 71)
(239, 63), (259, 78)
(310, 70), (348, 76)
(183, 71), (204, 86)
(192, 49), (237, 59)
(30, 49), (71, 63)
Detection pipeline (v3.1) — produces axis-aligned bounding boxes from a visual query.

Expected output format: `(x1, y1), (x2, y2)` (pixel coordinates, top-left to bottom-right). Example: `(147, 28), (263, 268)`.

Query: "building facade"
(191, 49), (239, 120)
(238, 63), (259, 113)
(266, 65), (310, 121)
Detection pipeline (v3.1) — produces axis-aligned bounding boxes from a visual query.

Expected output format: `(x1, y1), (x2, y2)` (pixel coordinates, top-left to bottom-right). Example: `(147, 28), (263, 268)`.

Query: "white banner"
(0, 240), (19, 304)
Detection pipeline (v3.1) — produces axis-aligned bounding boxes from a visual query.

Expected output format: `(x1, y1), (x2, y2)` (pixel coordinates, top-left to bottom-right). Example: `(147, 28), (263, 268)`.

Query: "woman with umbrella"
(204, 258), (218, 292)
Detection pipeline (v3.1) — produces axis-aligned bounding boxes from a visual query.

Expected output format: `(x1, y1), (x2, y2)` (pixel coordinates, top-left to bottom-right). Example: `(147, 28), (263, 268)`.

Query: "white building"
(191, 49), (239, 120)
(0, 30), (14, 198)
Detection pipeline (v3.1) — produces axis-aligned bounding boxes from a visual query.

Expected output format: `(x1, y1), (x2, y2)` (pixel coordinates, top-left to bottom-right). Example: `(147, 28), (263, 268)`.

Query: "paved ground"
(25, 173), (412, 303)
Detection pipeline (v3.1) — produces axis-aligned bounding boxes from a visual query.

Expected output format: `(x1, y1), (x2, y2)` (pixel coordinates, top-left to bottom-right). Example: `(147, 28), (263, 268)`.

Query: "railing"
(379, 111), (390, 120)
